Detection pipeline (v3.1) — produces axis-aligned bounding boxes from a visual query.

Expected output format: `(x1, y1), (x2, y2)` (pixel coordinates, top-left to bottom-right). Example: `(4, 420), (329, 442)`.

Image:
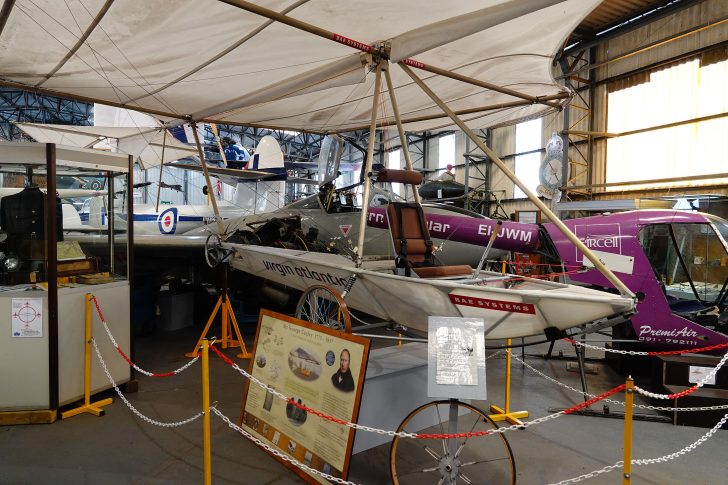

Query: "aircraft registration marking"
(449, 294), (535, 314)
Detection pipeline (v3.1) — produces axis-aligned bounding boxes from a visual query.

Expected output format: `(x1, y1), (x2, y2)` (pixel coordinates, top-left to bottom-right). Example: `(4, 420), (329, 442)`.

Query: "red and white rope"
(92, 296), (199, 377)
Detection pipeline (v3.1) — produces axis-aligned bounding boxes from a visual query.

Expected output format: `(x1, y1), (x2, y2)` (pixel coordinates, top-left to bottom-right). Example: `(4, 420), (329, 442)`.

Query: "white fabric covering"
(14, 123), (197, 169)
(0, 0), (600, 132)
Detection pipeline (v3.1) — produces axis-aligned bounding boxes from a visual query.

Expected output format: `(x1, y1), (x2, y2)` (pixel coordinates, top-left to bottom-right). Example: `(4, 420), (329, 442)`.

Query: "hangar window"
(388, 149), (402, 196)
(606, 52), (728, 190)
(514, 118), (542, 198)
(439, 134), (455, 169)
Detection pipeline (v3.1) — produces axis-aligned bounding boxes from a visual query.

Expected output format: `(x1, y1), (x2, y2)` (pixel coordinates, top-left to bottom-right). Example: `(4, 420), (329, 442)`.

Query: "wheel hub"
(438, 454), (461, 482)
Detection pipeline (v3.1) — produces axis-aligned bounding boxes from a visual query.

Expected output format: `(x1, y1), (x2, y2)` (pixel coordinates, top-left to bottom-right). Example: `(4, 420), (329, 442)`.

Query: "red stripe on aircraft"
(449, 294), (535, 314)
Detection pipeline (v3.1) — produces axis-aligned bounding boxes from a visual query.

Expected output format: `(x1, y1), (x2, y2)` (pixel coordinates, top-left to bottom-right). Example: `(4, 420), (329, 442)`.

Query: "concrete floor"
(1, 322), (727, 485)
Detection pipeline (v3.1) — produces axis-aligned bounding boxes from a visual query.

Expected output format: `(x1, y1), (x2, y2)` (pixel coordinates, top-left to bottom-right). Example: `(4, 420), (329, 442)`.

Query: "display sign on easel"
(240, 310), (370, 484)
(427, 316), (486, 399)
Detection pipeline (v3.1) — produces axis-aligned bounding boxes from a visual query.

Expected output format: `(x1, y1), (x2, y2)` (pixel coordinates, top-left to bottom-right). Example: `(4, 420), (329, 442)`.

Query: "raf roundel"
(157, 207), (178, 234)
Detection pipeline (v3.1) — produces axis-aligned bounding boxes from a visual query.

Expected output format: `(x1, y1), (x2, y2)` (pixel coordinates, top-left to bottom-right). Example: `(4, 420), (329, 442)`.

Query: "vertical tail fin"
(231, 136), (286, 213)
(248, 135), (284, 170)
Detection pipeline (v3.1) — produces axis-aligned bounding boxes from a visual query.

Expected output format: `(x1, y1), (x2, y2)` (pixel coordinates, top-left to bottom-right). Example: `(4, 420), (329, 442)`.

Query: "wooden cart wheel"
(204, 233), (223, 268)
(294, 285), (352, 333)
(390, 399), (516, 485)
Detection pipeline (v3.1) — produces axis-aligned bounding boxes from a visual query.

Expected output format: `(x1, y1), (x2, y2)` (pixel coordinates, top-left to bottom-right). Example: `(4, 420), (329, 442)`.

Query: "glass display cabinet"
(0, 141), (133, 423)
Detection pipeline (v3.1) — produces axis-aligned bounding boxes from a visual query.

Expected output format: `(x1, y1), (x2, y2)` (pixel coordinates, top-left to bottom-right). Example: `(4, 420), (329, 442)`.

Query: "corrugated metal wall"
(443, 0), (728, 217)
(587, 0), (728, 200)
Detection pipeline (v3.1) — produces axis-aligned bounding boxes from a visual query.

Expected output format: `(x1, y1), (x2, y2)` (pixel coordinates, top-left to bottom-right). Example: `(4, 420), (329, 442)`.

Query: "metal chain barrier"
(632, 412), (728, 465)
(634, 349), (728, 400)
(513, 353), (728, 413)
(209, 342), (623, 439)
(211, 407), (358, 485)
(551, 412), (728, 484)
(416, 384), (626, 439)
(564, 337), (728, 357)
(92, 296), (200, 377)
(511, 347), (728, 483)
(208, 343), (415, 438)
(89, 293), (728, 481)
(91, 338), (204, 427)
(549, 462), (624, 485)
(487, 350), (505, 360)
(91, 316), (728, 483)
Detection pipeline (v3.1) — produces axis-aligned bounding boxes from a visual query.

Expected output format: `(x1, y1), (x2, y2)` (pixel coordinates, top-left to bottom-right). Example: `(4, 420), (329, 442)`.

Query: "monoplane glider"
(0, 0), (638, 339)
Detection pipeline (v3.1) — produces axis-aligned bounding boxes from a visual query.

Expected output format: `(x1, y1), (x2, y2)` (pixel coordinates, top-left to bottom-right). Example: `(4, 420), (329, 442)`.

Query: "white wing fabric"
(0, 0), (600, 132)
(14, 123), (197, 169)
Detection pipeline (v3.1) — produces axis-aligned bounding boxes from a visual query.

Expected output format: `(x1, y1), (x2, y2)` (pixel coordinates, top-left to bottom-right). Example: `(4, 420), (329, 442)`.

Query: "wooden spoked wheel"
(294, 285), (352, 333)
(204, 233), (232, 268)
(390, 399), (516, 485)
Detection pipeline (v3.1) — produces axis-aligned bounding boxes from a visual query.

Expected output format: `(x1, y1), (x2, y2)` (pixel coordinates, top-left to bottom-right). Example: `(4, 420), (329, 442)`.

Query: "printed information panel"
(240, 310), (370, 484)
(428, 316), (486, 400)
(11, 298), (43, 338)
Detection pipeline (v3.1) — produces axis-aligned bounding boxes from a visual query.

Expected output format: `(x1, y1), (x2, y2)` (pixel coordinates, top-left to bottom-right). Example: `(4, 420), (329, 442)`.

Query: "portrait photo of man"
(330, 349), (355, 392)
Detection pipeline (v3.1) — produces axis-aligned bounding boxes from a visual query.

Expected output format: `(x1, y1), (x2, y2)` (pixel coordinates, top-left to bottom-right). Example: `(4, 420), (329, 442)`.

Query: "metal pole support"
(489, 338), (529, 425)
(622, 377), (634, 484)
(202, 339), (212, 485)
(61, 294), (113, 419)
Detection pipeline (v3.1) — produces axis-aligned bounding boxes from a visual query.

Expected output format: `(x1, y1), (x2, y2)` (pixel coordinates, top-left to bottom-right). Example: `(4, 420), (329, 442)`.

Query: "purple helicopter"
(369, 208), (728, 351)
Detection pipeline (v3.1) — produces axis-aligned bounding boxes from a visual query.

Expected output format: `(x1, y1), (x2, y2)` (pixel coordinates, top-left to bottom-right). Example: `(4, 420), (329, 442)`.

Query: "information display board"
(240, 310), (370, 483)
(11, 298), (43, 337)
(427, 316), (486, 400)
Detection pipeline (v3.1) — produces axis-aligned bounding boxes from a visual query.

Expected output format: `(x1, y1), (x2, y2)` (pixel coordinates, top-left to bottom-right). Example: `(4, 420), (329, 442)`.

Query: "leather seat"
(386, 199), (472, 278)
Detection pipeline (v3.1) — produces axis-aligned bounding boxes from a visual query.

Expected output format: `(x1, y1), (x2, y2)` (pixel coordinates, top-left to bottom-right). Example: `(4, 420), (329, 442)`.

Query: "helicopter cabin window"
(639, 223), (728, 307)
(606, 52), (728, 190)
(513, 118), (542, 199)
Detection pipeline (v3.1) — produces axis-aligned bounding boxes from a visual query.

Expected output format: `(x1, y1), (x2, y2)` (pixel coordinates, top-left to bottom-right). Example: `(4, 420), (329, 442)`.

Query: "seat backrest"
(386, 202), (433, 266)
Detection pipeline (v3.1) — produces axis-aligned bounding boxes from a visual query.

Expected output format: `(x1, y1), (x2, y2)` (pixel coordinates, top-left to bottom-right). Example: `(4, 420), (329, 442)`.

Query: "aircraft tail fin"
(62, 203), (83, 230)
(247, 135), (284, 170)
(231, 136), (286, 210)
(86, 196), (107, 228)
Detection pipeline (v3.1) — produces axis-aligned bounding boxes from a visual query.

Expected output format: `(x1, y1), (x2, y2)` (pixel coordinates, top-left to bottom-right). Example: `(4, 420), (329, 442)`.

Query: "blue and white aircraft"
(79, 135), (302, 235)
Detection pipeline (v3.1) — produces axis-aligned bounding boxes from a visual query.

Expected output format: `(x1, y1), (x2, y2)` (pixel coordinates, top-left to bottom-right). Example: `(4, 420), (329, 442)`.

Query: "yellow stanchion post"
(489, 338), (529, 425)
(202, 339), (212, 485)
(622, 377), (634, 484)
(61, 294), (113, 419)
